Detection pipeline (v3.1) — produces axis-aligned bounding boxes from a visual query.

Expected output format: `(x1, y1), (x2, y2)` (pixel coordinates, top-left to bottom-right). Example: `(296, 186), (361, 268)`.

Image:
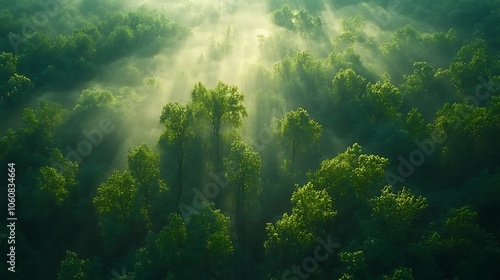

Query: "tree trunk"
(236, 180), (243, 236)
(214, 128), (221, 168)
(291, 139), (297, 172)
(177, 142), (184, 205)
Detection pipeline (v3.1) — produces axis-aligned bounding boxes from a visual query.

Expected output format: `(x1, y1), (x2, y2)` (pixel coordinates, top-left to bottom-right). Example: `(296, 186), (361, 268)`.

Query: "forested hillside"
(1, 0), (499, 279)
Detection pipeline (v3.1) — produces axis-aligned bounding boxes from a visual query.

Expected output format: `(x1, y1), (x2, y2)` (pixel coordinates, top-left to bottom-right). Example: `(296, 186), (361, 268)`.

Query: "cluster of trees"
(271, 5), (323, 36)
(1, 0), (500, 280)
(0, 1), (187, 112)
(0, 52), (34, 108)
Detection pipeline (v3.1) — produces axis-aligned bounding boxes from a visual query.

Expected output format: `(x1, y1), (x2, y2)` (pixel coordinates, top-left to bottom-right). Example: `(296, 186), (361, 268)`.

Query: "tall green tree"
(447, 38), (491, 94)
(93, 170), (144, 256)
(0, 52), (16, 83)
(273, 50), (327, 109)
(0, 52), (33, 108)
(191, 81), (247, 165)
(271, 5), (322, 36)
(405, 107), (426, 139)
(277, 107), (322, 170)
(271, 5), (295, 30)
(331, 68), (367, 105)
(333, 16), (373, 49)
(361, 79), (402, 125)
(134, 205), (235, 279)
(421, 206), (500, 279)
(311, 143), (389, 213)
(400, 61), (456, 116)
(128, 144), (167, 228)
(428, 97), (500, 186)
(21, 100), (68, 143)
(159, 102), (194, 203)
(223, 141), (262, 235)
(6, 73), (34, 102)
(93, 170), (136, 222)
(73, 89), (117, 116)
(368, 186), (428, 242)
(381, 24), (423, 59)
(38, 165), (77, 205)
(329, 68), (367, 132)
(265, 182), (336, 266)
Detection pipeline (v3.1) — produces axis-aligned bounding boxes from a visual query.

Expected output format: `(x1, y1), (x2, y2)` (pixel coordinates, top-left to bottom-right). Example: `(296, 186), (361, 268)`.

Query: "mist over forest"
(1, 0), (500, 279)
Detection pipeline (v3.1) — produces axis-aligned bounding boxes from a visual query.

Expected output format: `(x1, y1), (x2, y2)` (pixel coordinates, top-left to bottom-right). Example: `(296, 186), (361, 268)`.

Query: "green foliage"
(2, 1), (500, 279)
(93, 170), (136, 222)
(0, 52), (16, 82)
(277, 107), (322, 166)
(93, 170), (147, 256)
(382, 267), (414, 280)
(128, 144), (166, 227)
(428, 206), (500, 279)
(135, 205), (235, 279)
(333, 16), (374, 49)
(128, 144), (161, 190)
(369, 186), (428, 236)
(405, 108), (426, 139)
(271, 5), (323, 38)
(156, 213), (189, 265)
(381, 25), (422, 57)
(160, 102), (194, 145)
(428, 97), (500, 185)
(4, 73), (34, 104)
(188, 204), (234, 261)
(73, 89), (117, 115)
(192, 81), (247, 133)
(106, 25), (134, 55)
(57, 251), (90, 280)
(400, 61), (457, 116)
(191, 81), (247, 164)
(290, 182), (337, 230)
(38, 166), (76, 205)
(461, 170), (500, 236)
(1, 3), (188, 105)
(271, 5), (296, 30)
(265, 182), (336, 264)
(19, 101), (68, 146)
(444, 206), (481, 240)
(311, 143), (388, 206)
(271, 5), (322, 36)
(369, 121), (413, 161)
(224, 141), (262, 221)
(474, 9), (500, 47)
(361, 79), (402, 124)
(159, 102), (194, 203)
(326, 48), (368, 78)
(273, 51), (328, 109)
(0, 52), (32, 107)
(338, 250), (369, 280)
(336, 187), (428, 277)
(447, 38), (491, 93)
(294, 9), (322, 32)
(331, 68), (367, 105)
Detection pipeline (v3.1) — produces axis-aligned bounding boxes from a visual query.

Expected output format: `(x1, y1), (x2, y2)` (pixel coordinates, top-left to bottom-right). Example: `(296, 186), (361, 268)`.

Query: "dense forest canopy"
(1, 0), (500, 279)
